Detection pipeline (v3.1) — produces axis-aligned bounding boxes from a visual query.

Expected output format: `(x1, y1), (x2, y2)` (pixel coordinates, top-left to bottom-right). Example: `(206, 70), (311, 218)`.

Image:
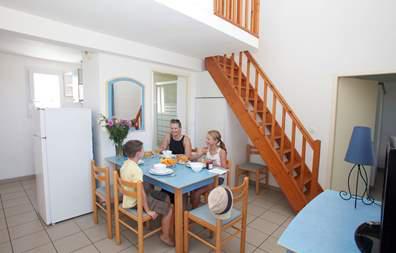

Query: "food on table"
(176, 154), (189, 164)
(144, 151), (154, 158)
(160, 157), (177, 167)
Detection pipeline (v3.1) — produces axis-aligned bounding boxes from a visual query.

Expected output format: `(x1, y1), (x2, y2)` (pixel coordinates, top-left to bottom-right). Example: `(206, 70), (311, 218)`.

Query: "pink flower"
(108, 120), (113, 127)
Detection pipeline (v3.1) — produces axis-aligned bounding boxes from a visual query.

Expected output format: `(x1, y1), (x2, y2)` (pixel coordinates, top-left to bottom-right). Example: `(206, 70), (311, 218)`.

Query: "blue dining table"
(105, 155), (218, 253)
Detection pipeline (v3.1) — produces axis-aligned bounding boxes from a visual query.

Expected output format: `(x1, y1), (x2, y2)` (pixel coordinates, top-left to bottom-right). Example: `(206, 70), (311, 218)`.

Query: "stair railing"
(214, 0), (260, 37)
(214, 51), (321, 195)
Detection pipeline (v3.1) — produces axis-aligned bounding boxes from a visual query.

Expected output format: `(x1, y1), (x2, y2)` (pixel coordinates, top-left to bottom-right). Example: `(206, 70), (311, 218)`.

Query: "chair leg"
(92, 201), (98, 224)
(114, 208), (121, 244)
(106, 199), (112, 238)
(265, 168), (269, 186)
(183, 211), (189, 253)
(138, 220), (144, 253)
(255, 170), (260, 195)
(240, 216), (247, 253)
(215, 221), (222, 253)
(235, 167), (240, 187)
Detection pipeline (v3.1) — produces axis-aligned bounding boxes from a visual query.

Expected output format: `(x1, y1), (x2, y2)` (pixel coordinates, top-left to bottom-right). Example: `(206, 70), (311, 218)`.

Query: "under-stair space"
(205, 51), (323, 212)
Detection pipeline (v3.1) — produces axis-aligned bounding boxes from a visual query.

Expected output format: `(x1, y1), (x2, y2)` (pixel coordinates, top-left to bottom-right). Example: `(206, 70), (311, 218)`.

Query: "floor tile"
(2, 197), (31, 209)
(0, 218), (6, 230)
(259, 211), (288, 225)
(73, 245), (100, 253)
(54, 232), (91, 253)
(248, 218), (280, 235)
(138, 234), (174, 253)
(4, 203), (35, 218)
(0, 241), (12, 253)
(222, 236), (256, 253)
(236, 227), (270, 247)
(258, 236), (287, 253)
(118, 246), (138, 253)
(269, 204), (294, 217)
(0, 186), (24, 194)
(9, 220), (44, 240)
(46, 220), (81, 241)
(11, 230), (50, 253)
(6, 211), (38, 227)
(272, 225), (287, 239)
(75, 214), (97, 230)
(281, 217), (293, 228)
(24, 243), (57, 253)
(247, 204), (269, 217)
(1, 191), (27, 201)
(0, 228), (10, 244)
(84, 224), (108, 242)
(180, 236), (211, 253)
(0, 209), (4, 218)
(94, 236), (132, 253)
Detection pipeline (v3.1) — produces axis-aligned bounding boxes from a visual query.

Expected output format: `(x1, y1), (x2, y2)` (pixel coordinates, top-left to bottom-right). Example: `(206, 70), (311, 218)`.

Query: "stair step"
(287, 162), (301, 173)
(295, 173), (312, 186)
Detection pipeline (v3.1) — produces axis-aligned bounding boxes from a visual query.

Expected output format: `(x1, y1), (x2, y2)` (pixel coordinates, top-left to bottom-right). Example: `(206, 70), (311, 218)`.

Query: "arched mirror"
(108, 78), (144, 130)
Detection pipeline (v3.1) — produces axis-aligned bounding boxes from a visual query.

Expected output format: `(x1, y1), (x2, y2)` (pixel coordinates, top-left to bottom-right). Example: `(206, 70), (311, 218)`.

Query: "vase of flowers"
(99, 115), (132, 157)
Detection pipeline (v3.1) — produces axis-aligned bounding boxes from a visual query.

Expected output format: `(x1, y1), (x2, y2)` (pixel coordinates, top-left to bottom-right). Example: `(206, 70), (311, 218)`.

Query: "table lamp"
(339, 126), (375, 208)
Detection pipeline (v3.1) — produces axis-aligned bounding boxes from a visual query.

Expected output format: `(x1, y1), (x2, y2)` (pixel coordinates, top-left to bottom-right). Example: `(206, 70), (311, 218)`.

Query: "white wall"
(0, 52), (79, 180)
(83, 52), (197, 167)
(255, 0), (396, 188)
(378, 82), (396, 168)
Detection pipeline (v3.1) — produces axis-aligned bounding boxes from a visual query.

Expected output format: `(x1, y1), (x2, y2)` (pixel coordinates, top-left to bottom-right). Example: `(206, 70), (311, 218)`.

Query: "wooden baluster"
(262, 78), (268, 129)
(223, 54), (227, 73)
(290, 121), (296, 165)
(280, 107), (286, 157)
(238, 52), (242, 97)
(237, 0), (242, 25)
(230, 53), (235, 87)
(245, 59), (250, 108)
(253, 0), (260, 35)
(253, 69), (259, 117)
(311, 140), (321, 195)
(214, 0), (218, 15)
(221, 0), (225, 16)
(227, 0), (232, 19)
(233, 0), (237, 23)
(244, 0), (249, 30)
(300, 137), (306, 189)
(271, 93), (276, 146)
(250, 0), (255, 33)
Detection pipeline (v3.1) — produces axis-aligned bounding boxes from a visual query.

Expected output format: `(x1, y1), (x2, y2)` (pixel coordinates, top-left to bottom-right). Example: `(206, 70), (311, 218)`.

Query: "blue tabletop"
(278, 190), (381, 253)
(106, 156), (217, 193)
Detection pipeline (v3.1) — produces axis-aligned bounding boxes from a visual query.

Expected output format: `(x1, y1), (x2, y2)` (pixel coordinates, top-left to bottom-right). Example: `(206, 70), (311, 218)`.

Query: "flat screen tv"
(380, 136), (396, 252)
(355, 137), (395, 253)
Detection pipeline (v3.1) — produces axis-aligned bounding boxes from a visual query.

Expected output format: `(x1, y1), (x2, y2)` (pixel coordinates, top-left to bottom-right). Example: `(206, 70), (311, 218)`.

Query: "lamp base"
(339, 164), (375, 208)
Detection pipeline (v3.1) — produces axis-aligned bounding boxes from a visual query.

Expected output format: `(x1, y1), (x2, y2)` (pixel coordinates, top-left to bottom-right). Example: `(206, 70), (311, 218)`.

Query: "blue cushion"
(190, 205), (241, 225)
(239, 162), (266, 170)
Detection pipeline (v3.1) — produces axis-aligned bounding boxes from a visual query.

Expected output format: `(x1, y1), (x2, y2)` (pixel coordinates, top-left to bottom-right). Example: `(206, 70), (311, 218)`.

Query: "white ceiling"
(0, 0), (253, 58)
(0, 30), (82, 63)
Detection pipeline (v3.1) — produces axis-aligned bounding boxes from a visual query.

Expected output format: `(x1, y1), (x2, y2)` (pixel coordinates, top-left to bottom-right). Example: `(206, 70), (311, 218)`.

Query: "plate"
(149, 168), (174, 176)
(138, 159), (144, 165)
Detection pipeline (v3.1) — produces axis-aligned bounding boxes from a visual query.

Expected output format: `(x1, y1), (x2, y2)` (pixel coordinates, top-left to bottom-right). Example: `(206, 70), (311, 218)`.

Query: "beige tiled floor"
(0, 178), (293, 253)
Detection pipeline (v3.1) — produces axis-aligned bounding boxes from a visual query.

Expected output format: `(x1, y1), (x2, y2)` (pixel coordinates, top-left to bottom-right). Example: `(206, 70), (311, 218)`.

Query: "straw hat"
(208, 186), (233, 220)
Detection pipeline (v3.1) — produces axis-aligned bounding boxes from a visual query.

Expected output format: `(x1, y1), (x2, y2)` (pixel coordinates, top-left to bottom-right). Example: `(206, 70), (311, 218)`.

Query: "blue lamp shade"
(344, 126), (374, 165)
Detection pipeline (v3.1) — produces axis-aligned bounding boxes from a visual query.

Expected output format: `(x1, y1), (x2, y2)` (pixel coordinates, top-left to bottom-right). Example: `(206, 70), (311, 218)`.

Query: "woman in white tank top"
(191, 130), (227, 208)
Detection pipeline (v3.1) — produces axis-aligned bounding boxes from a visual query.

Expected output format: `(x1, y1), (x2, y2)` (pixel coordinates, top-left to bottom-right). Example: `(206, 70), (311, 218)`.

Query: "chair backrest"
(231, 177), (249, 214)
(113, 171), (144, 217)
(91, 160), (110, 198)
(246, 144), (259, 163)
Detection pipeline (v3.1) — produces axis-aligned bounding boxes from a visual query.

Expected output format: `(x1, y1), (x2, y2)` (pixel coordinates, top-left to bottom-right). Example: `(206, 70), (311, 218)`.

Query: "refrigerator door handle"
(33, 134), (47, 139)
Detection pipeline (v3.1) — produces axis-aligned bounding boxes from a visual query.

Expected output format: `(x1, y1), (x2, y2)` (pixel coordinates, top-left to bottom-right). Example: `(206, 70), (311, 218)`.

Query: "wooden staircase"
(205, 51), (323, 212)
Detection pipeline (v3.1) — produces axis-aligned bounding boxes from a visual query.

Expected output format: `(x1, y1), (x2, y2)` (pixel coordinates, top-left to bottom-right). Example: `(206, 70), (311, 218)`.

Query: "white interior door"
(331, 77), (378, 195)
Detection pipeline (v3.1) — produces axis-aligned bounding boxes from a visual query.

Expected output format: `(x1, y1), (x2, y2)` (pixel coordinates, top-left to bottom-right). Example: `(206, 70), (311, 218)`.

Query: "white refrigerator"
(33, 108), (93, 225)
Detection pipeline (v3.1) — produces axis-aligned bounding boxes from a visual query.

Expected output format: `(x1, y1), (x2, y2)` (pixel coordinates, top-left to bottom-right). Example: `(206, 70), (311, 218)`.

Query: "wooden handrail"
(214, 0), (260, 37)
(214, 51), (321, 191)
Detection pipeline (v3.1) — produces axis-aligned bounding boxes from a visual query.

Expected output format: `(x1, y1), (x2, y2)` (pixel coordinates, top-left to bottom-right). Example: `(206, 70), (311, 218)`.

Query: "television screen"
(380, 136), (396, 252)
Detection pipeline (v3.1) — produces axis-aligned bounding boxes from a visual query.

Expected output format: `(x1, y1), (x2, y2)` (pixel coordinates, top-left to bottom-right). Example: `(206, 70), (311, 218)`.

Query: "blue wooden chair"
(183, 177), (249, 253)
